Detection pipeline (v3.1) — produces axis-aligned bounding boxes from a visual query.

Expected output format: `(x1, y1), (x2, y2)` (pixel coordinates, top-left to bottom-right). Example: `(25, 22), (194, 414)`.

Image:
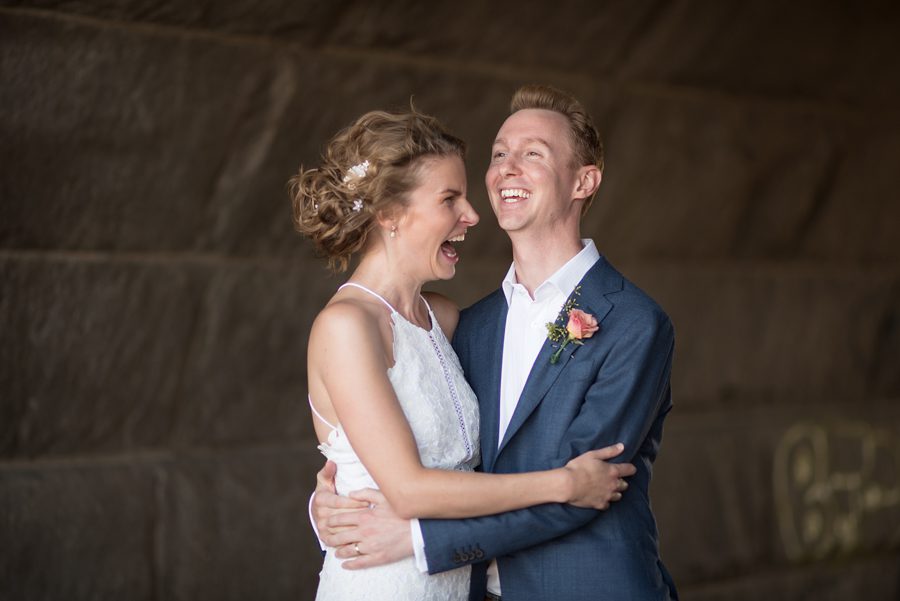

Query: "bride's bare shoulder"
(311, 295), (383, 343)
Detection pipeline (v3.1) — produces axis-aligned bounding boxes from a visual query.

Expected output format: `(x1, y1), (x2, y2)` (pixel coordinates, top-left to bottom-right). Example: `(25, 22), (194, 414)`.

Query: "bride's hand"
(563, 443), (636, 509)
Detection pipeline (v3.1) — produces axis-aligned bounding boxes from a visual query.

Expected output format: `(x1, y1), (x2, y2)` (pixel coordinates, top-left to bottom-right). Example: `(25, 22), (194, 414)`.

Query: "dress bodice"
(312, 284), (480, 600)
(316, 303), (481, 495)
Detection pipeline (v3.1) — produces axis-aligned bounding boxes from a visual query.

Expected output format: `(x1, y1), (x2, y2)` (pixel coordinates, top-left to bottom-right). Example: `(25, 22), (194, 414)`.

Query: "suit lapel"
(475, 293), (507, 473)
(496, 258), (619, 456)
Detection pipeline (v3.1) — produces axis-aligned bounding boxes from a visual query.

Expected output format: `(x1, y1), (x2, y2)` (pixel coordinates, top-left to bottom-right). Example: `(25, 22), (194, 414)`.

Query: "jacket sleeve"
(422, 310), (675, 574)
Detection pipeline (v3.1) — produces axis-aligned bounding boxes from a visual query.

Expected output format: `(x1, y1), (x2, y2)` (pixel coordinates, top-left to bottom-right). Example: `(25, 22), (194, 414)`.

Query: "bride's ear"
(572, 166), (602, 201)
(375, 207), (402, 238)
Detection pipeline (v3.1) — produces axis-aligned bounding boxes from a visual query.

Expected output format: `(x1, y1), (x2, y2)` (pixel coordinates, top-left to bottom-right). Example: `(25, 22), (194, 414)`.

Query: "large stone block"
(14, 2), (899, 109)
(653, 404), (900, 585)
(621, 263), (900, 406)
(2, 1), (341, 41)
(0, 256), (206, 457)
(0, 255), (335, 458)
(168, 259), (335, 449)
(0, 9), (518, 258)
(682, 553), (900, 601)
(9, 10), (897, 265)
(588, 91), (900, 263)
(616, 1), (900, 110)
(0, 10), (295, 254)
(0, 460), (158, 601)
(162, 446), (324, 601)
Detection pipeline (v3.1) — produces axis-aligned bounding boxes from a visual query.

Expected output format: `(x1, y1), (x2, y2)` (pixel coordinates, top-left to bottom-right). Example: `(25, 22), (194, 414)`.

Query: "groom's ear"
(572, 165), (602, 201)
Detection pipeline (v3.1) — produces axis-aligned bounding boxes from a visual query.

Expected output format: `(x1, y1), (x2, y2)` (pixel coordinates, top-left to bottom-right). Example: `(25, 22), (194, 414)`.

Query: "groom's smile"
(499, 188), (532, 203)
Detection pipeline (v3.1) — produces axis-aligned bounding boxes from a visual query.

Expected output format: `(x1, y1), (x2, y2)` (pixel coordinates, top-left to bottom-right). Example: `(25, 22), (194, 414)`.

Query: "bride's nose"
(459, 197), (479, 226)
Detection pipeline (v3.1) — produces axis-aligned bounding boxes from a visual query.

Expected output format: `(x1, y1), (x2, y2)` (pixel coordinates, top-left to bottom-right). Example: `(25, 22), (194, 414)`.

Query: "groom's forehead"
(493, 110), (570, 148)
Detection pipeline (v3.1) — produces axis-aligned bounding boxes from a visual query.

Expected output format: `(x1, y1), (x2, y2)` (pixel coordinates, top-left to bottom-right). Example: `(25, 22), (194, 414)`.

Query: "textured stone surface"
(588, 95), (900, 263)
(653, 404), (900, 584)
(0, 255), (332, 458)
(0, 10), (303, 255)
(0, 256), (205, 456)
(10, 2), (900, 108)
(0, 9), (514, 256)
(682, 553), (900, 601)
(9, 9), (900, 265)
(0, 461), (158, 601)
(3, 1), (900, 599)
(627, 263), (900, 407)
(163, 447), (322, 601)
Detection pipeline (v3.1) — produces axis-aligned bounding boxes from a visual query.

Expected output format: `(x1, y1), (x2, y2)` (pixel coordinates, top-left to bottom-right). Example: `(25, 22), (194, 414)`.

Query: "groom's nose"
(499, 155), (521, 177)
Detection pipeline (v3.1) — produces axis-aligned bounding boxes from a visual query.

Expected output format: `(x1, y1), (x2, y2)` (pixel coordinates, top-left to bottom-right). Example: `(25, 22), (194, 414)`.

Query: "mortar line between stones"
(0, 6), (871, 122)
(674, 549), (900, 593)
(0, 441), (312, 470)
(3, 248), (898, 277)
(0, 248), (305, 267)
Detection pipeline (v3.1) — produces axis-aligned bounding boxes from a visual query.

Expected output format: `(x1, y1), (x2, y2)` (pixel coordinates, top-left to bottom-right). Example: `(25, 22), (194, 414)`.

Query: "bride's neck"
(349, 252), (426, 320)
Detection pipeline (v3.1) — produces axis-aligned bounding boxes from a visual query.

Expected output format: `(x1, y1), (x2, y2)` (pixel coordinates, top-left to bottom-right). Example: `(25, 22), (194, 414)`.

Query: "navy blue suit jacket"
(420, 256), (678, 601)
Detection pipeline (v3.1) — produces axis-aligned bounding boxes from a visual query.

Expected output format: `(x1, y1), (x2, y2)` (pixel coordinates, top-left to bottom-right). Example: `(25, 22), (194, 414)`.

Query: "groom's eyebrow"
(492, 136), (553, 148)
(523, 136), (553, 148)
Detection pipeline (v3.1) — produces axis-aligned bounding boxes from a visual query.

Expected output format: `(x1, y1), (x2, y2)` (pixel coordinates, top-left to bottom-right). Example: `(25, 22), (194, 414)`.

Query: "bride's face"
(393, 155), (479, 282)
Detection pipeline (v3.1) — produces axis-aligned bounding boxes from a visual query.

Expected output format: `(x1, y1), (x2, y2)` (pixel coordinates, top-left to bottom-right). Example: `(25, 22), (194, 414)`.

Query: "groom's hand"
(313, 461), (369, 545)
(327, 489), (414, 570)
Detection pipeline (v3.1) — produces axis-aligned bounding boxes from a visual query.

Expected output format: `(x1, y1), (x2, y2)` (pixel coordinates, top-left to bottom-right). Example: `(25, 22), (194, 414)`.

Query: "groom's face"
(485, 108), (581, 236)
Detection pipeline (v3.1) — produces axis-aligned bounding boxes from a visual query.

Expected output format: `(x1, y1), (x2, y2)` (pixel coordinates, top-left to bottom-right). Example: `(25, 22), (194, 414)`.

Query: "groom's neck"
(509, 232), (584, 298)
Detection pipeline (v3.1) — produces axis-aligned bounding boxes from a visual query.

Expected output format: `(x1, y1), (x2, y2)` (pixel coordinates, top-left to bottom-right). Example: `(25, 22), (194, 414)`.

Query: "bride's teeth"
(447, 233), (466, 242)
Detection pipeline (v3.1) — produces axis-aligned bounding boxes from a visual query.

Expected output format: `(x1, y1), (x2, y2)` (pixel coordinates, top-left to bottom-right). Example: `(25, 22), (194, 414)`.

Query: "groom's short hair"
(510, 85), (604, 174)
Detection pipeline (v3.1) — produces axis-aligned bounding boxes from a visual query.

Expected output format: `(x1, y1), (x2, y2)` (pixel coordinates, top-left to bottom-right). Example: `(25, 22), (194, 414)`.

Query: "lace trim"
(427, 332), (473, 461)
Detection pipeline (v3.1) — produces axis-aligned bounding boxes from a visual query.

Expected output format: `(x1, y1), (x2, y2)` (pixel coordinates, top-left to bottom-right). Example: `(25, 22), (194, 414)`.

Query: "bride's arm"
(309, 302), (628, 521)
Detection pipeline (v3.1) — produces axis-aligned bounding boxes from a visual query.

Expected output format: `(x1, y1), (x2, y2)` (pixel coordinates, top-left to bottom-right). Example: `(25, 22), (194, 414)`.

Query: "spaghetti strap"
(338, 282), (397, 313)
(308, 395), (338, 431)
(419, 294), (433, 315)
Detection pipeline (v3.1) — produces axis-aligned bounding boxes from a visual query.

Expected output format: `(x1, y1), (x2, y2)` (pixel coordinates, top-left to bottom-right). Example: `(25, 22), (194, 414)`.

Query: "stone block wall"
(2, 2), (899, 599)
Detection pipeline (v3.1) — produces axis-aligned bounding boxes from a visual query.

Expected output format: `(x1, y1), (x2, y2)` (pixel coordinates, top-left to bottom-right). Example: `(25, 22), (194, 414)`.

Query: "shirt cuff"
(410, 519), (429, 573)
(308, 491), (325, 551)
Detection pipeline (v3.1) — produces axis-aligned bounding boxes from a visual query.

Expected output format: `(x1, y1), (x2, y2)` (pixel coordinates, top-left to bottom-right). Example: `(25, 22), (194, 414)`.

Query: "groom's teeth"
(500, 188), (531, 202)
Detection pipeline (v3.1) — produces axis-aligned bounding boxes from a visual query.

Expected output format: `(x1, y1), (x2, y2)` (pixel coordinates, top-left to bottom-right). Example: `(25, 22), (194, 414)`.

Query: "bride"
(290, 107), (628, 600)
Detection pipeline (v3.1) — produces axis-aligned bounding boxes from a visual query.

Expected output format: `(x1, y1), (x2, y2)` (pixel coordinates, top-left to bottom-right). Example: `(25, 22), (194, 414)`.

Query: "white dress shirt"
(412, 240), (600, 595)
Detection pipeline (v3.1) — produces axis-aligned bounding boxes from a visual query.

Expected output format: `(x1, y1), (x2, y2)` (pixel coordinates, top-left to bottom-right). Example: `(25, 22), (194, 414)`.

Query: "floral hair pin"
(352, 199), (364, 212)
(342, 159), (370, 190)
(545, 286), (599, 364)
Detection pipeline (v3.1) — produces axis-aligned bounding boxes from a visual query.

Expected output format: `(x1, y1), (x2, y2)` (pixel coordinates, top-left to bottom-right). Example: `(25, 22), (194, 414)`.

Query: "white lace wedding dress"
(311, 283), (480, 601)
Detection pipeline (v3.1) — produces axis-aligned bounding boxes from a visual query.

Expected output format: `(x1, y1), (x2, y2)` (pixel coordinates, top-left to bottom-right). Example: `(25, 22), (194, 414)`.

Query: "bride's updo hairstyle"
(290, 107), (466, 272)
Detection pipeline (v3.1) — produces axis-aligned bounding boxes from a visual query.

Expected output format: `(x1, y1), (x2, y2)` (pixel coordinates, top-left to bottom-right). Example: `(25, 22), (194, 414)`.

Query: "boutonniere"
(545, 287), (599, 364)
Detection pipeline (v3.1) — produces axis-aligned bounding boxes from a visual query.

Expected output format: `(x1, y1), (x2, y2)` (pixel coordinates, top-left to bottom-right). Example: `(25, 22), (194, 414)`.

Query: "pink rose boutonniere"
(545, 287), (599, 364)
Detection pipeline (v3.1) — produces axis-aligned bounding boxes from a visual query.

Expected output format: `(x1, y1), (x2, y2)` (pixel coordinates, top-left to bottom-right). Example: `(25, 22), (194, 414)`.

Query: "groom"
(314, 85), (678, 600)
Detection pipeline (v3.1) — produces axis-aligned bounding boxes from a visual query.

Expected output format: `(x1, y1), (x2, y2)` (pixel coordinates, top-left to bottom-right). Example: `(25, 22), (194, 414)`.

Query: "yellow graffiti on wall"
(774, 421), (900, 560)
